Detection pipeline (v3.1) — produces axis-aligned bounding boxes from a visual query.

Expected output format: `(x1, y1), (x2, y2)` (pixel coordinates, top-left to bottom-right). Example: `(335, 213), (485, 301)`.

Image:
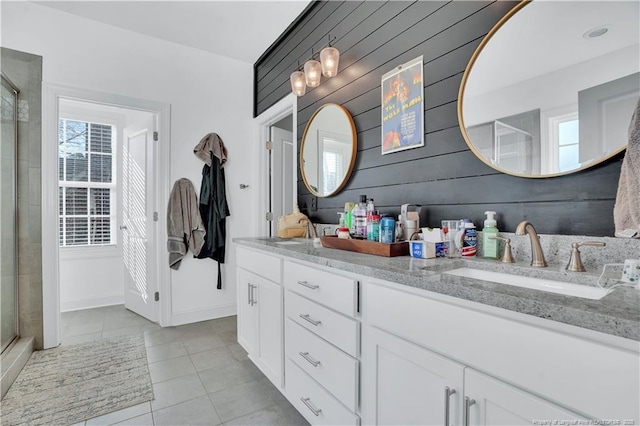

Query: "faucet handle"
(566, 241), (606, 272)
(489, 236), (515, 263)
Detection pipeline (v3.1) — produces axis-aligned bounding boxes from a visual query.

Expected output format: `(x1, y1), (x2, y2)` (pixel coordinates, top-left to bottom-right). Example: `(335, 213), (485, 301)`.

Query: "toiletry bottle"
(460, 221), (477, 257)
(366, 198), (375, 222)
(380, 216), (395, 243)
(367, 214), (380, 241)
(344, 202), (355, 233)
(352, 195), (368, 239)
(337, 212), (346, 229)
(482, 211), (499, 259)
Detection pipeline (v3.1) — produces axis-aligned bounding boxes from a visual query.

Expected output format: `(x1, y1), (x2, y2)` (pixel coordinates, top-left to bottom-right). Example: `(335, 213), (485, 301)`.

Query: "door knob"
(119, 225), (128, 230)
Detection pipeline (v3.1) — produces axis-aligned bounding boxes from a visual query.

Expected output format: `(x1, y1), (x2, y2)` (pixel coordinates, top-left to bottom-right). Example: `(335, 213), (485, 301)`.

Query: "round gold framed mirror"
(300, 103), (357, 197)
(458, 0), (639, 178)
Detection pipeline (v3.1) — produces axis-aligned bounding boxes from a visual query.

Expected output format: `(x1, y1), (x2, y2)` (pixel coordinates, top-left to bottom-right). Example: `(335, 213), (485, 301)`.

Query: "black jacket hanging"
(194, 133), (230, 289)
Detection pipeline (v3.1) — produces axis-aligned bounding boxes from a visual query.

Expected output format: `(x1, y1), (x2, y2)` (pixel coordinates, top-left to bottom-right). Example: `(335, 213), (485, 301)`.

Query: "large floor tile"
(143, 327), (181, 348)
(112, 412), (154, 426)
(211, 316), (237, 333)
(227, 343), (248, 361)
(208, 378), (283, 423)
(190, 346), (236, 372)
(223, 402), (309, 426)
(217, 329), (237, 345)
(182, 333), (226, 355)
(151, 373), (207, 411)
(61, 331), (103, 346)
(148, 355), (196, 383)
(85, 402), (151, 426)
(198, 359), (263, 394)
(145, 341), (187, 363)
(153, 395), (221, 426)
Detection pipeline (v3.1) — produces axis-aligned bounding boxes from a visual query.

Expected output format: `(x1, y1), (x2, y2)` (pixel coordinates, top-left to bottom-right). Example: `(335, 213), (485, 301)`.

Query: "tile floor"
(59, 305), (309, 426)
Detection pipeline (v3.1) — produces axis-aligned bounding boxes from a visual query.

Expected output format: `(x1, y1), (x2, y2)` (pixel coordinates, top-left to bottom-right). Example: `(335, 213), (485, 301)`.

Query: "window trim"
(58, 113), (120, 248)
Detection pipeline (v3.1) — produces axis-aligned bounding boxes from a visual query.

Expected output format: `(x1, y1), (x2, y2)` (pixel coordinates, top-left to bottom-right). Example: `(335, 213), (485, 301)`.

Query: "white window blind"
(59, 119), (116, 247)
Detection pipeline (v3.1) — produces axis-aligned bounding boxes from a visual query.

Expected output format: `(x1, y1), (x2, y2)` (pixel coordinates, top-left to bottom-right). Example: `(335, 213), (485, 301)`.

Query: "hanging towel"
(194, 133), (230, 289)
(167, 178), (206, 270)
(614, 98), (640, 235)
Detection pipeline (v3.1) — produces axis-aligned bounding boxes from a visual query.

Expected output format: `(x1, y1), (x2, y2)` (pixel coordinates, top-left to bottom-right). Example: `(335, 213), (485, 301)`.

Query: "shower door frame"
(1, 73), (19, 354)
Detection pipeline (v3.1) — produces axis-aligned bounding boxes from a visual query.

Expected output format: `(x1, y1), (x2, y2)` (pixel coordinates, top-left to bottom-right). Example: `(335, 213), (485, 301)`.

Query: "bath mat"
(0, 334), (153, 426)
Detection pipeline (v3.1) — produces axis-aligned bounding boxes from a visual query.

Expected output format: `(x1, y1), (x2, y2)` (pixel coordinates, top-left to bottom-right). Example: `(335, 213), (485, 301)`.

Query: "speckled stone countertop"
(233, 237), (640, 342)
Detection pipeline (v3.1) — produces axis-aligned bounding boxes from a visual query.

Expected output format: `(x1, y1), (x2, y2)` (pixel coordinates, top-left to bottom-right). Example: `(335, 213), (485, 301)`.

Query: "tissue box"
(409, 240), (448, 258)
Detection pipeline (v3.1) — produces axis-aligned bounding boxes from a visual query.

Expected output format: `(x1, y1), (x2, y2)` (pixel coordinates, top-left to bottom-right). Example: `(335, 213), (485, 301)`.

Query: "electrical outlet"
(310, 196), (317, 211)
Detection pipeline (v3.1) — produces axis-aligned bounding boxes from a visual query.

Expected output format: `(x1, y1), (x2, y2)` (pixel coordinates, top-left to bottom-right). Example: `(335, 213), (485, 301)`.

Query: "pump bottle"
(482, 211), (499, 259)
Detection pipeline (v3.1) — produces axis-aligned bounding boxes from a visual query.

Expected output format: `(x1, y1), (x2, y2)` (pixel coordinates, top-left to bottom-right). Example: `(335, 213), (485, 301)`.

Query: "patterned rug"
(0, 334), (154, 426)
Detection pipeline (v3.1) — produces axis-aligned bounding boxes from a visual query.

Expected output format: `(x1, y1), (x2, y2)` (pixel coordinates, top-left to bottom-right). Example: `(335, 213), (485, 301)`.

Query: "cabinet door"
(365, 327), (465, 426)
(464, 369), (585, 425)
(256, 278), (283, 387)
(237, 268), (258, 356)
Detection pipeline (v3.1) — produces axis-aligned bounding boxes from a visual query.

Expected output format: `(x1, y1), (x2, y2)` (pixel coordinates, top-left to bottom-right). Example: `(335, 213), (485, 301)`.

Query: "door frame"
(254, 93), (297, 237)
(42, 83), (171, 349)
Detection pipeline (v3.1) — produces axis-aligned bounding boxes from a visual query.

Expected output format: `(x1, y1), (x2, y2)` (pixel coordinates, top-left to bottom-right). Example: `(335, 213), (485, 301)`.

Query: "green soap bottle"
(482, 211), (499, 259)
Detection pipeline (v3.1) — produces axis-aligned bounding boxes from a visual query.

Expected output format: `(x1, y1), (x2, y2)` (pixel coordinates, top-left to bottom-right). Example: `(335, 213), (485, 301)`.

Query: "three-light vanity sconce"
(290, 36), (340, 97)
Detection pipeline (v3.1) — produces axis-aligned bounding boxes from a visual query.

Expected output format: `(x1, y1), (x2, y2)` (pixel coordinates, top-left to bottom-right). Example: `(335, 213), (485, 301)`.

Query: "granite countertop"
(233, 237), (640, 342)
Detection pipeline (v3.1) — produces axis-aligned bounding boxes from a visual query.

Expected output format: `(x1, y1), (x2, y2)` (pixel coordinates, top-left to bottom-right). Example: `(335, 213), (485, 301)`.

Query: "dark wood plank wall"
(254, 1), (624, 237)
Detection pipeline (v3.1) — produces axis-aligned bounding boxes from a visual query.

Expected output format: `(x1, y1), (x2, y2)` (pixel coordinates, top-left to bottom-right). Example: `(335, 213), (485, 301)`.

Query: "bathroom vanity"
(234, 237), (640, 425)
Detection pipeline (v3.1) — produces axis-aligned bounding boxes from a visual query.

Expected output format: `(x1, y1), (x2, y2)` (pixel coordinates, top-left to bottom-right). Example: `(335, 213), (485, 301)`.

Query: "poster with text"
(381, 56), (424, 155)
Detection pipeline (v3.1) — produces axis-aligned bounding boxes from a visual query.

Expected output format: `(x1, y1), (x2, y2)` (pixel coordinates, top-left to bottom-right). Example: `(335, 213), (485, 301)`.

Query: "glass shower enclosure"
(1, 73), (19, 353)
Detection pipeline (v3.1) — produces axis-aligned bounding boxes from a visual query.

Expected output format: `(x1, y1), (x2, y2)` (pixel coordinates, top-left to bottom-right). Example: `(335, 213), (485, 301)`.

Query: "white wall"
(2, 2), (260, 325)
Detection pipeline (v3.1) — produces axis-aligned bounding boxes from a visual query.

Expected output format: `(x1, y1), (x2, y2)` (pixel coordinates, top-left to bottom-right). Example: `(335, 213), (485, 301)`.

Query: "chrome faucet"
(515, 221), (547, 267)
(298, 218), (318, 239)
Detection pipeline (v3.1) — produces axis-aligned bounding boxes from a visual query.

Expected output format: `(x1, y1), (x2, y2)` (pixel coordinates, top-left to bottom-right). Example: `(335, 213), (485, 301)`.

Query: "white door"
(464, 368), (585, 425)
(366, 326), (465, 425)
(122, 113), (157, 322)
(256, 278), (283, 387)
(270, 126), (293, 236)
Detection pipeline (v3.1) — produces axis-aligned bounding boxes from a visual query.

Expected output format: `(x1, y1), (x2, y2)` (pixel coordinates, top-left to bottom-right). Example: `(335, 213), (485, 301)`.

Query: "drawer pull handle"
(299, 314), (321, 326)
(299, 351), (321, 367)
(250, 284), (257, 306)
(444, 386), (456, 426)
(463, 396), (476, 426)
(300, 397), (322, 416)
(297, 280), (319, 290)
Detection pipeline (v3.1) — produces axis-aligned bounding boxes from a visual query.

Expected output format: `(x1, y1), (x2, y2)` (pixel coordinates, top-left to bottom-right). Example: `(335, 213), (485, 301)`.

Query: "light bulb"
(304, 60), (322, 87)
(290, 70), (306, 96)
(320, 46), (340, 77)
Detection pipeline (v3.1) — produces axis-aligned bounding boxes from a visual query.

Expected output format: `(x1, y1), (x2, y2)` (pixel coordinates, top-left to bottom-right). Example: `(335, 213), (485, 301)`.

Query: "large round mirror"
(300, 103), (357, 197)
(459, 1), (640, 178)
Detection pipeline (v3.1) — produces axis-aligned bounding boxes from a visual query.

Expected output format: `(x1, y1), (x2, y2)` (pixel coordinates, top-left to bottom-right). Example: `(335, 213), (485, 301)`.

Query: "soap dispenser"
(483, 211), (499, 259)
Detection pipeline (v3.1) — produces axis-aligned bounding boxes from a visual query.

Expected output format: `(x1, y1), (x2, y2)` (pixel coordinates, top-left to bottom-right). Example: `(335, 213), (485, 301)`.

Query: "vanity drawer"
(286, 291), (359, 357)
(285, 319), (359, 412)
(236, 246), (282, 283)
(284, 260), (357, 317)
(286, 358), (360, 426)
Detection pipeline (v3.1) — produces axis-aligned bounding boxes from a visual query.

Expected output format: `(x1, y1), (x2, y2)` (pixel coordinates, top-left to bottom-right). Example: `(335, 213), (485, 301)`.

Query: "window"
(58, 119), (116, 247)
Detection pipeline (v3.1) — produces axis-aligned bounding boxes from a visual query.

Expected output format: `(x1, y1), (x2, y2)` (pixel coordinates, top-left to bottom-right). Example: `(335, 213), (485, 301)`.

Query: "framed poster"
(381, 56), (424, 155)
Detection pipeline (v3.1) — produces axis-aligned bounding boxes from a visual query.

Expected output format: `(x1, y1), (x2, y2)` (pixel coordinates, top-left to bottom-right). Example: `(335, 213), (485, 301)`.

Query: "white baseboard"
(171, 304), (237, 326)
(61, 295), (124, 312)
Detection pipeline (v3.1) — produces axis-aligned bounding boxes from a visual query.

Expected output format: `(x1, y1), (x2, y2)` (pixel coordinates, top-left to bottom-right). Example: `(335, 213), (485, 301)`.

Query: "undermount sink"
(443, 267), (611, 300)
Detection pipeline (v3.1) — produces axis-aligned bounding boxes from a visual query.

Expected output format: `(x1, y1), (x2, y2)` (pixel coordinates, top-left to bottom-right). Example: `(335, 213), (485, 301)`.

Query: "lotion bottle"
(482, 211), (499, 259)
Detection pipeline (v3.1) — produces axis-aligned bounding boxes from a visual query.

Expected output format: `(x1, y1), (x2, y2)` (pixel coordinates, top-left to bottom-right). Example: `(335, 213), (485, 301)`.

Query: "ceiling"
(34, 1), (311, 64)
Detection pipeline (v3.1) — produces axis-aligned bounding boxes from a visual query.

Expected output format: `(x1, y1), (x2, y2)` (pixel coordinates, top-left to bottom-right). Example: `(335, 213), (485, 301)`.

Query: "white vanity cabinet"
(362, 281), (640, 425)
(282, 260), (361, 425)
(236, 246), (283, 388)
